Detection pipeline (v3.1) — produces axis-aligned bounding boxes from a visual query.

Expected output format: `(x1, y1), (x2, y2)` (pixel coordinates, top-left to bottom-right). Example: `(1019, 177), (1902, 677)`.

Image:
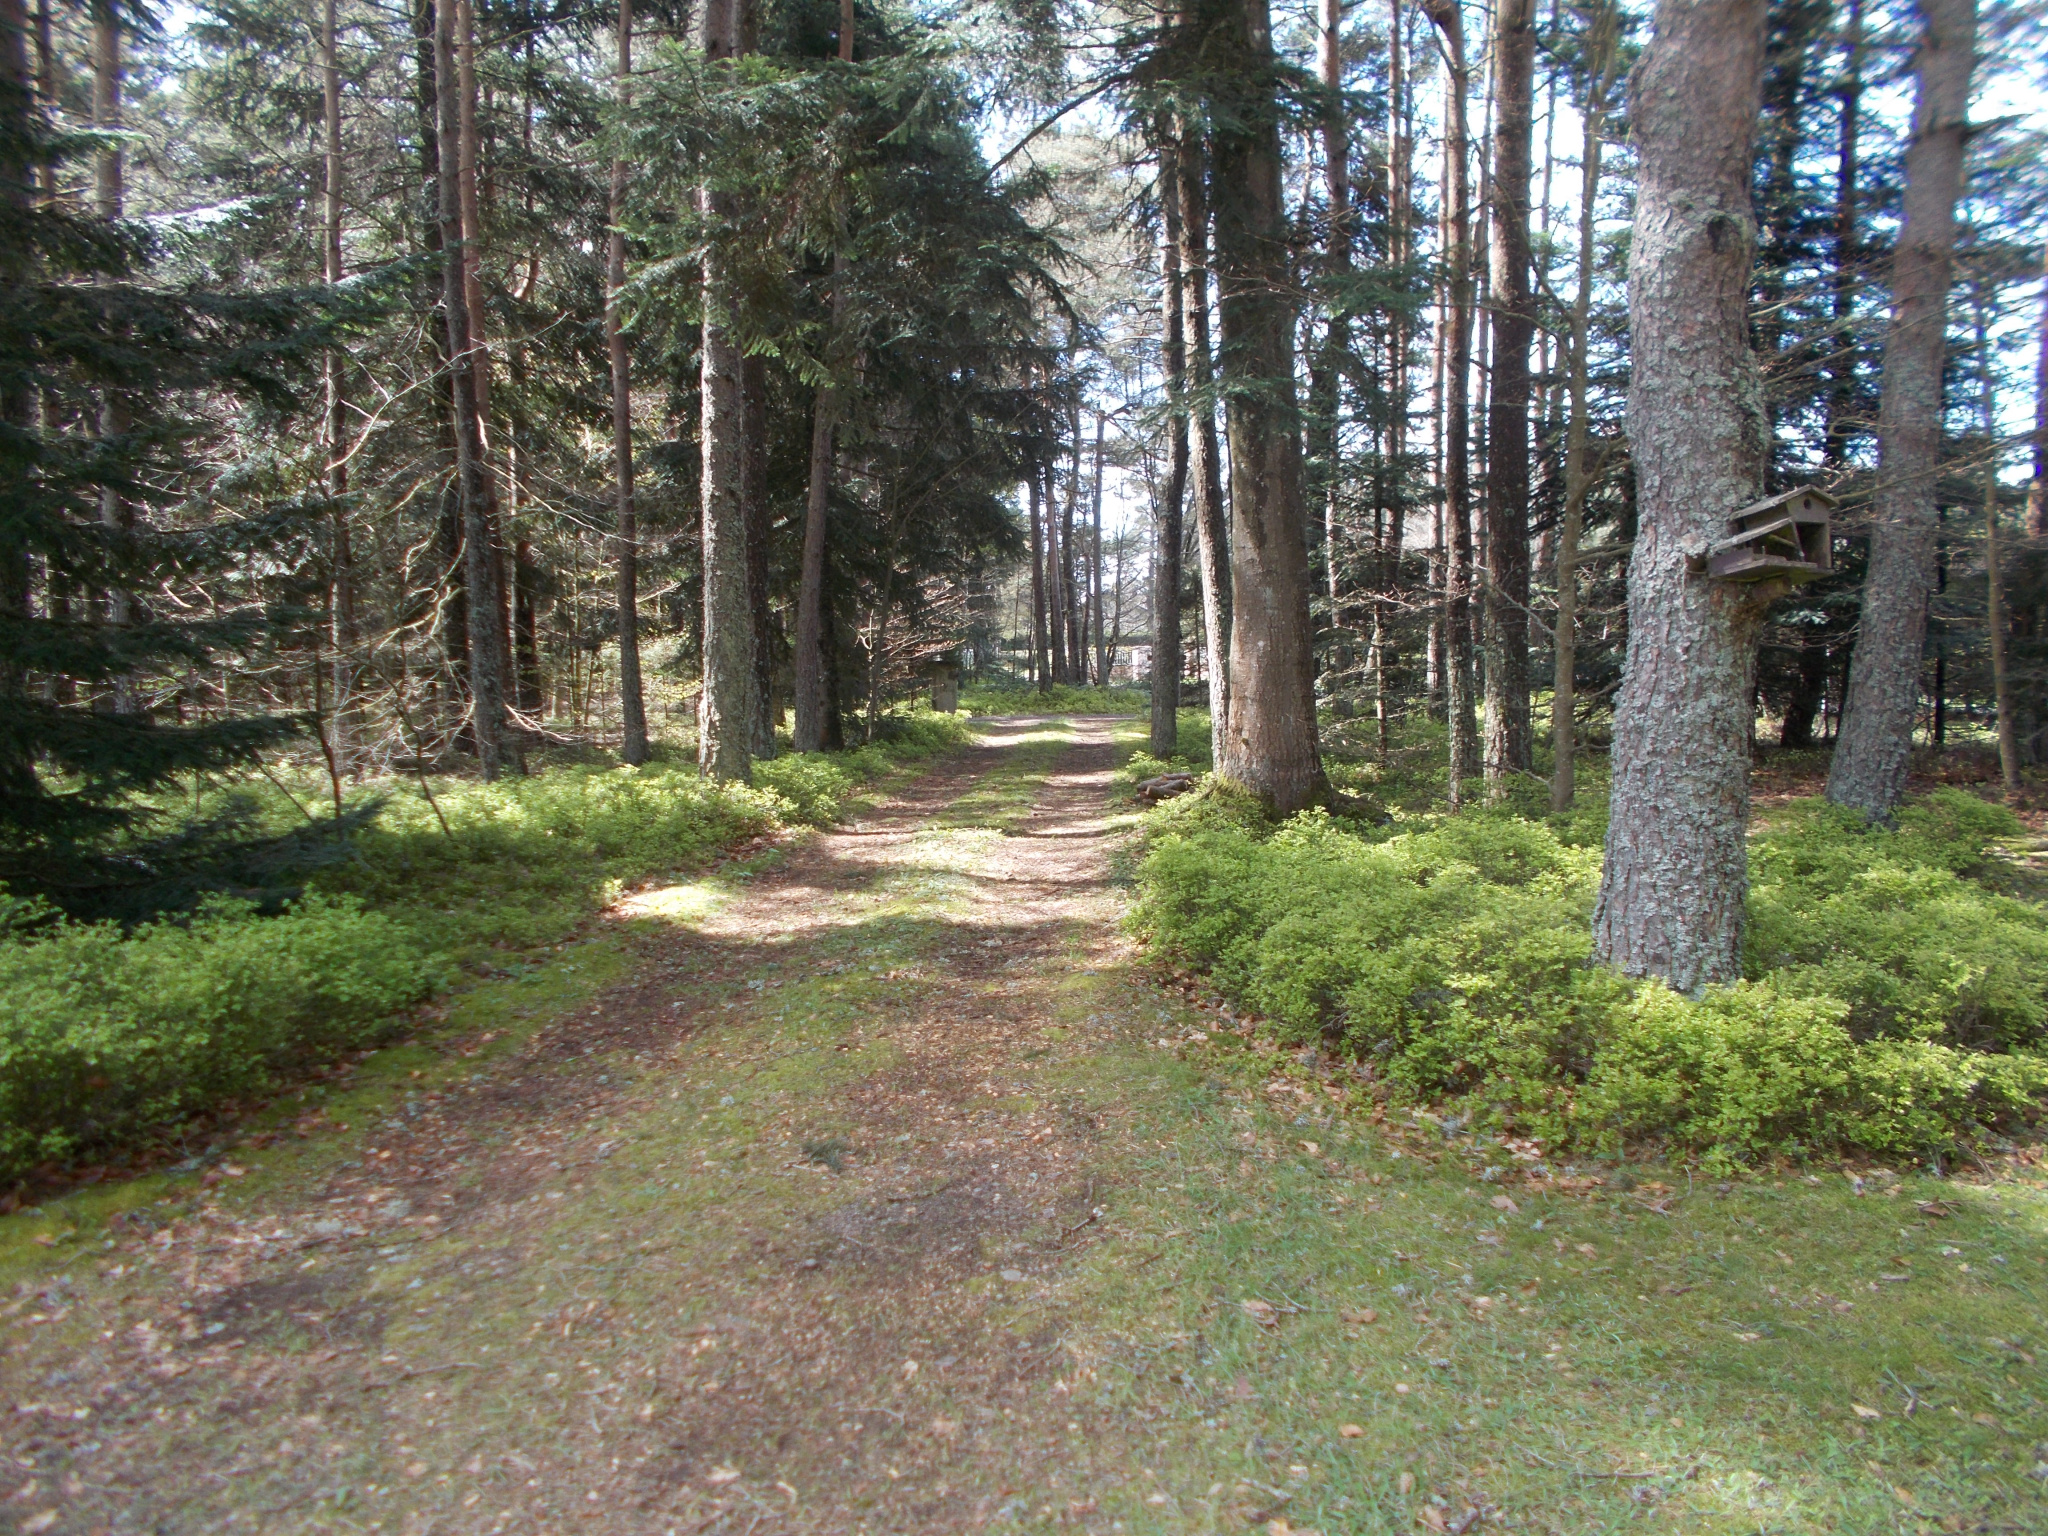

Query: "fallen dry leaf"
(1241, 1298), (1278, 1326)
(1851, 1403), (1881, 1420)
(1299, 1141), (1321, 1156)
(1972, 1413), (2001, 1429)
(22, 1513), (56, 1534)
(1420, 1505), (1446, 1532)
(1490, 1194), (1519, 1213)
(705, 1465), (742, 1485)
(1575, 1243), (1596, 1257)
(1397, 1471), (1416, 1495)
(1340, 1423), (1365, 1438)
(1341, 1308), (1379, 1325)
(929, 1418), (960, 1439)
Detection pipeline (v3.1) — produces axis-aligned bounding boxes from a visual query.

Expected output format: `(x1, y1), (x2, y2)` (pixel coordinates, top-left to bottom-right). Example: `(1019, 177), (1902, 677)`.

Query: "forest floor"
(3, 716), (2046, 1536)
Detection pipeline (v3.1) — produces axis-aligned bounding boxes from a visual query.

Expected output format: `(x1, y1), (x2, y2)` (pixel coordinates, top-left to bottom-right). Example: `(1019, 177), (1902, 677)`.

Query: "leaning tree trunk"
(1151, 120), (1189, 758)
(1178, 127), (1231, 765)
(1591, 0), (1771, 992)
(1482, 0), (1535, 791)
(608, 0), (649, 765)
(697, 0), (754, 781)
(1209, 0), (1326, 813)
(1825, 0), (1977, 820)
(436, 0), (515, 778)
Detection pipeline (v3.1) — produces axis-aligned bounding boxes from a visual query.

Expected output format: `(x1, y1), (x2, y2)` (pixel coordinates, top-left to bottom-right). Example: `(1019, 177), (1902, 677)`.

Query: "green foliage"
(0, 895), (435, 1178)
(959, 683), (1147, 716)
(1132, 788), (2048, 1162)
(0, 712), (970, 1181)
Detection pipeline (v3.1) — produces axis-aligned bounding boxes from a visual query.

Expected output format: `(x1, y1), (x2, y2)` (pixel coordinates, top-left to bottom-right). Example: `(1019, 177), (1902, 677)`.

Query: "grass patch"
(960, 681), (1148, 716)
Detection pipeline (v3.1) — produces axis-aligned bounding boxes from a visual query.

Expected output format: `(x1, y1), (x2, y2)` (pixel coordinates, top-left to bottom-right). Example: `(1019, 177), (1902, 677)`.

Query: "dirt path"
(2, 717), (1155, 1535)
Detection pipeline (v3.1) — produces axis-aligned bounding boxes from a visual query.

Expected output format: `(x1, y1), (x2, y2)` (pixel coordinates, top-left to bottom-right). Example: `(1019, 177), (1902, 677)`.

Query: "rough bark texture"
(608, 0), (649, 765)
(1151, 125), (1189, 758)
(1482, 0), (1535, 790)
(436, 0), (515, 778)
(1028, 469), (1049, 690)
(322, 0), (356, 770)
(0, 0), (32, 775)
(742, 353), (775, 759)
(1316, 0), (1350, 649)
(1423, 0), (1478, 800)
(1209, 0), (1326, 813)
(1178, 133), (1231, 765)
(697, 0), (754, 781)
(1591, 0), (1770, 992)
(1824, 0), (1976, 820)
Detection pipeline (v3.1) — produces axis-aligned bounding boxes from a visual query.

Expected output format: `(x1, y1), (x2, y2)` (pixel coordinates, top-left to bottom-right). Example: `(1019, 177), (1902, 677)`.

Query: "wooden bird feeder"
(1700, 486), (1835, 583)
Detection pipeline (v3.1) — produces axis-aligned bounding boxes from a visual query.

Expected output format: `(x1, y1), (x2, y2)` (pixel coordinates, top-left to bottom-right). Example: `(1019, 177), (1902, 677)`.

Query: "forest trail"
(8, 718), (2046, 1536)
(4, 717), (1178, 1534)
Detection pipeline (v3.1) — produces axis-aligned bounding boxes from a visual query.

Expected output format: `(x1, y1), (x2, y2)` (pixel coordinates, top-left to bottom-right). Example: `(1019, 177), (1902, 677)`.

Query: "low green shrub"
(959, 682), (1147, 716)
(0, 895), (438, 1176)
(1132, 788), (2048, 1162)
(0, 710), (972, 1181)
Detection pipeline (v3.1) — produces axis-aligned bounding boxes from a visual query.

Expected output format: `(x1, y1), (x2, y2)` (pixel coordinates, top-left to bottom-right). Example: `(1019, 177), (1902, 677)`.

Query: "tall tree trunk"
(1826, 0), (1977, 820)
(1063, 407), (1085, 680)
(1046, 453), (1069, 683)
(1178, 120), (1230, 766)
(1482, 0), (1534, 791)
(1424, 0), (1478, 802)
(1974, 296), (2020, 797)
(697, 0), (753, 780)
(1151, 120), (1189, 757)
(1549, 0), (1616, 813)
(1317, 0), (1349, 653)
(1208, 0), (1326, 813)
(743, 353), (774, 758)
(514, 537), (541, 710)
(1591, 0), (1771, 992)
(792, 0), (854, 752)
(608, 0), (649, 764)
(92, 0), (134, 717)
(1091, 412), (1108, 685)
(1373, 0), (1408, 762)
(0, 0), (34, 773)
(2026, 239), (2047, 540)
(436, 0), (515, 777)
(322, 0), (355, 774)
(1029, 467), (1050, 690)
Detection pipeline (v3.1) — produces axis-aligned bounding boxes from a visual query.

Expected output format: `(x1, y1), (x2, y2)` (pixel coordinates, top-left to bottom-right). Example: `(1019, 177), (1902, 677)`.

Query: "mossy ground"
(0, 717), (2041, 1535)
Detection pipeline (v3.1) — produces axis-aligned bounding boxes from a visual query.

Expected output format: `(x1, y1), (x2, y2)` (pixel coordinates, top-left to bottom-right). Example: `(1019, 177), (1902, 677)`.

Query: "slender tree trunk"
(1152, 121), (1189, 757)
(1047, 452), (1069, 684)
(1974, 297), (2020, 797)
(322, 0), (355, 773)
(1317, 0), (1350, 656)
(1424, 0), (1478, 802)
(743, 353), (774, 757)
(697, 0), (753, 780)
(1549, 0), (1615, 813)
(1179, 125), (1230, 765)
(793, 0), (854, 751)
(1826, 0), (1977, 820)
(1827, 0), (1863, 472)
(436, 0), (514, 777)
(91, 0), (134, 717)
(1592, 0), (1771, 991)
(1373, 0), (1408, 762)
(0, 0), (34, 769)
(514, 537), (541, 710)
(1091, 412), (1108, 685)
(1062, 407), (1084, 680)
(608, 0), (649, 764)
(2026, 240), (2047, 540)
(1482, 0), (1534, 792)
(1029, 468), (1050, 690)
(1208, 0), (1326, 813)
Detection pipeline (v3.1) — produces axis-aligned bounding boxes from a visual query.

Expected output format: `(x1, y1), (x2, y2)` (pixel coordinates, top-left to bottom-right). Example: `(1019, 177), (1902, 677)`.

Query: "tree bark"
(321, 0), (356, 774)
(2026, 240), (2047, 540)
(436, 0), (515, 777)
(792, 0), (850, 753)
(1549, 0), (1616, 813)
(1825, 0), (1976, 820)
(1178, 132), (1230, 763)
(0, 0), (34, 771)
(1482, 0), (1535, 791)
(1974, 296), (2019, 797)
(1208, 0), (1326, 813)
(1028, 467), (1050, 690)
(1423, 0), (1478, 802)
(1591, 0), (1770, 992)
(1317, 0), (1350, 652)
(697, 0), (753, 780)
(1091, 411), (1107, 685)
(608, 0), (649, 764)
(1152, 121), (1189, 757)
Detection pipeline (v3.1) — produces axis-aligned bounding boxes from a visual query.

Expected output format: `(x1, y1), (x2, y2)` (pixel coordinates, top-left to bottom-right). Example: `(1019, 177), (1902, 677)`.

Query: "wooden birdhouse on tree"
(1698, 486), (1835, 583)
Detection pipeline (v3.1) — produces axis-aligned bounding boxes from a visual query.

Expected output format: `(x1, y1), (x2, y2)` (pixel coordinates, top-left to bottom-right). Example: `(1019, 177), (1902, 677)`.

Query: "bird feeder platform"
(1701, 486), (1834, 583)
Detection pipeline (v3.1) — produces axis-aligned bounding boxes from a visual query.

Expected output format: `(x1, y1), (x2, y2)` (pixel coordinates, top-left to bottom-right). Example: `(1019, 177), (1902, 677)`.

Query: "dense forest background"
(2, 0), (2045, 915)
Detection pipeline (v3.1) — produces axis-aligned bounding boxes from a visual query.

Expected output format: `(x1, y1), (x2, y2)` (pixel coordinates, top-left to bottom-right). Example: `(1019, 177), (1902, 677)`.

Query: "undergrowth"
(959, 682), (1147, 716)
(1132, 784), (2048, 1165)
(0, 711), (974, 1182)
